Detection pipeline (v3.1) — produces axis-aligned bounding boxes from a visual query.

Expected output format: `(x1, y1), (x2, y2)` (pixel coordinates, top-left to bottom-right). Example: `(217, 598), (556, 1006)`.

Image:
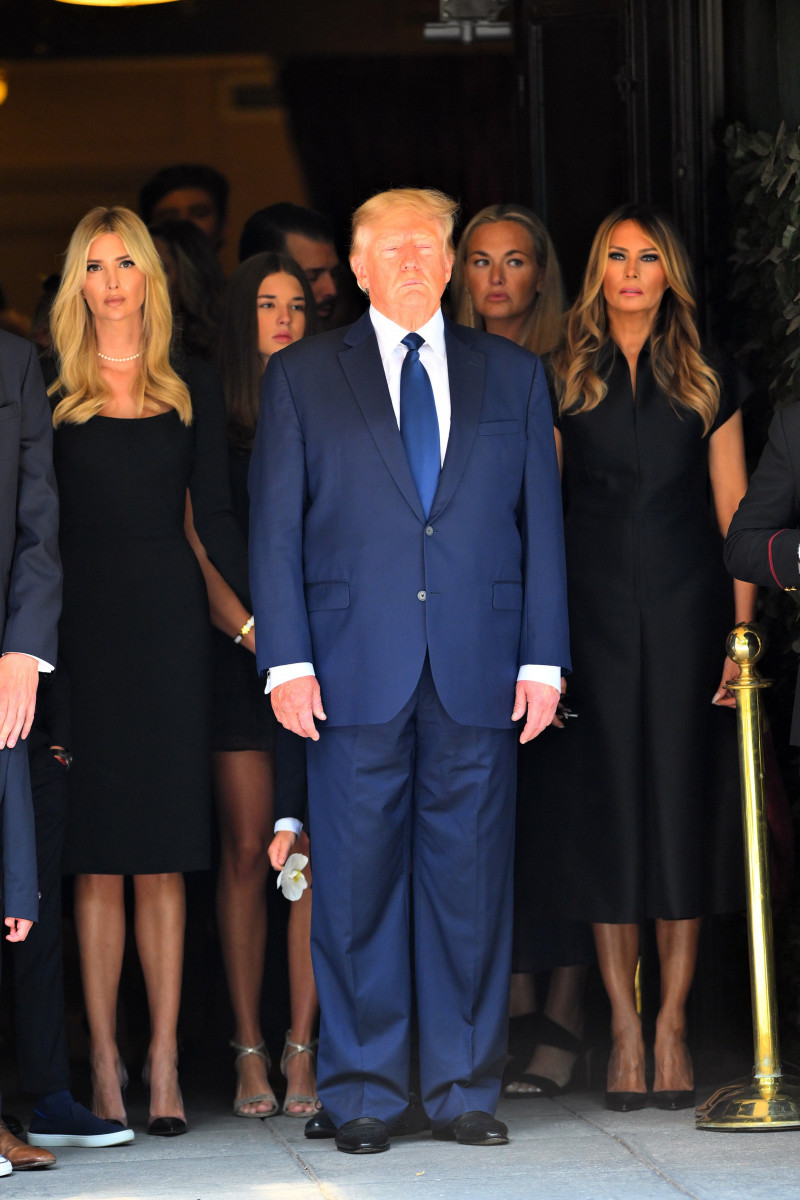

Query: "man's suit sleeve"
(520, 357), (571, 671)
(3, 345), (61, 664)
(249, 353), (314, 677)
(1, 743), (39, 923)
(724, 408), (800, 590)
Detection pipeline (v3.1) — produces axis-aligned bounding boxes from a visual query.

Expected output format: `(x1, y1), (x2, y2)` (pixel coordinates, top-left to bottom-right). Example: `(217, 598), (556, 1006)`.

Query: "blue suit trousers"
(306, 657), (516, 1129)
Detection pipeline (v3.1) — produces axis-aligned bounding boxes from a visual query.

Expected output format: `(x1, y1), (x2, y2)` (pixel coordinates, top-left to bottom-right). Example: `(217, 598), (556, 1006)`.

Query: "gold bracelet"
(234, 615), (254, 644)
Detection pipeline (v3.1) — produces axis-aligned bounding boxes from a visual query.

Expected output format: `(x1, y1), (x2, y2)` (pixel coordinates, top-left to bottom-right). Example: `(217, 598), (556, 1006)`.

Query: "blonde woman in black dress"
(50, 207), (249, 1135)
(452, 205), (593, 1099)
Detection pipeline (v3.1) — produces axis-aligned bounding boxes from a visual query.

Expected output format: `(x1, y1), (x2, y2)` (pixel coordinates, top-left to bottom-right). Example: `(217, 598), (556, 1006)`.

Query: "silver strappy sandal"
(230, 1039), (278, 1118)
(280, 1031), (320, 1117)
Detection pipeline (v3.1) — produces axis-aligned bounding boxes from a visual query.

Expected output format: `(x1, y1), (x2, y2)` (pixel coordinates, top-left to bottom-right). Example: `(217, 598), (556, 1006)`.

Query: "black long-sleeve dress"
(55, 358), (249, 874)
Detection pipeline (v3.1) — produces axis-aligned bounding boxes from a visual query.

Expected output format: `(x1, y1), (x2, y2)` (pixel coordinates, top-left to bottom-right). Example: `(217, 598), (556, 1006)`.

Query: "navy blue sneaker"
(27, 1093), (134, 1148)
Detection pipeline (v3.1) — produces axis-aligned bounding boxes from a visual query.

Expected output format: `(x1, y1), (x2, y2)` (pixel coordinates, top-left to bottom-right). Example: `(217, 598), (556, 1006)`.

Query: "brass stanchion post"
(696, 623), (800, 1130)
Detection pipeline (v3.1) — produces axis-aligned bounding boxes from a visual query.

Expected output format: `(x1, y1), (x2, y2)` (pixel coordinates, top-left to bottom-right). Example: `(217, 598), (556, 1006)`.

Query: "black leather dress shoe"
(335, 1117), (390, 1154)
(304, 1109), (336, 1139)
(306, 1096), (430, 1140)
(432, 1110), (508, 1146)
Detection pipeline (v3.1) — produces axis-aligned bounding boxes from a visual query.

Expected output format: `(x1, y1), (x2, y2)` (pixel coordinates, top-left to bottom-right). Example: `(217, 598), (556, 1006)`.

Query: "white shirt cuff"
(265, 663), (315, 694)
(517, 664), (562, 691)
(2, 652), (54, 673)
(274, 818), (303, 836)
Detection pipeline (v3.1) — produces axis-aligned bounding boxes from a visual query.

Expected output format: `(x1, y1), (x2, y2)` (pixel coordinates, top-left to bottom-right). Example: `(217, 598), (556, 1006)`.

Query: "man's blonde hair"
(350, 188), (459, 263)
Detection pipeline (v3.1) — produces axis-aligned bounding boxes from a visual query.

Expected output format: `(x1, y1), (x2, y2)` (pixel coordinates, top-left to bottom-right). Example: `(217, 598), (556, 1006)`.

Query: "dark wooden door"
(514, 0), (720, 301)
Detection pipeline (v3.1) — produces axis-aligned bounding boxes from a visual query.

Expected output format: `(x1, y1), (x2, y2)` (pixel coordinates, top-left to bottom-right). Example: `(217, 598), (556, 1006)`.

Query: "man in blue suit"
(250, 188), (570, 1153)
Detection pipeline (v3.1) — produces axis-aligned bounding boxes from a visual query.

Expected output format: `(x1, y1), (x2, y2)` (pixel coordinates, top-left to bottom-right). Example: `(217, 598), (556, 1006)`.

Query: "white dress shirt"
(271, 305), (561, 835)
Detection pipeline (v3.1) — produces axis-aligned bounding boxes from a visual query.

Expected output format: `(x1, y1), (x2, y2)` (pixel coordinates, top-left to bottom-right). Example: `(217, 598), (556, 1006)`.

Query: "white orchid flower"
(277, 853), (309, 901)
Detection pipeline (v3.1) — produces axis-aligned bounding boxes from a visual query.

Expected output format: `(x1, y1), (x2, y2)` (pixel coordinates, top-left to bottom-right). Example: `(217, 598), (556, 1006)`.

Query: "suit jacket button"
(425, 525), (434, 536)
(417, 590), (426, 601)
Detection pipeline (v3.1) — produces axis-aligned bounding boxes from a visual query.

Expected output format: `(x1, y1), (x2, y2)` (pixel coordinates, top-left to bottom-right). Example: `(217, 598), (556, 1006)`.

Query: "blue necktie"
(399, 332), (440, 516)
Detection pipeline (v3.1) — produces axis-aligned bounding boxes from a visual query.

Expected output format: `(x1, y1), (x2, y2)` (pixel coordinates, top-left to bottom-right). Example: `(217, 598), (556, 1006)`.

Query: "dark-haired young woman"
(186, 253), (320, 1118)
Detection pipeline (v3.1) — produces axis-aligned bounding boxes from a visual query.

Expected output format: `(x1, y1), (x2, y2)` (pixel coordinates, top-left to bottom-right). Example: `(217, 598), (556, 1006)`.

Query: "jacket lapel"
(431, 321), (484, 517)
(338, 314), (426, 521)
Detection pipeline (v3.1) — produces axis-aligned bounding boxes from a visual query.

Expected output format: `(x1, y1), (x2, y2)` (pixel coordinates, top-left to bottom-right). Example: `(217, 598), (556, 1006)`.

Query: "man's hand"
(0, 653), (39, 749)
(5, 917), (33, 943)
(271, 675), (326, 740)
(512, 680), (560, 744)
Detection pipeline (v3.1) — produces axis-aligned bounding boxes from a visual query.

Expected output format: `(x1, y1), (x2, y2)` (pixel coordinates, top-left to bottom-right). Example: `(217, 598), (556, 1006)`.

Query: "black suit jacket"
(725, 403), (800, 743)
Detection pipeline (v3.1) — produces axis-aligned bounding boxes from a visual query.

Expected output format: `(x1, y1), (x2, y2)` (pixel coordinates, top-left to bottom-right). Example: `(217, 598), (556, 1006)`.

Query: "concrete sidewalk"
(12, 1086), (800, 1200)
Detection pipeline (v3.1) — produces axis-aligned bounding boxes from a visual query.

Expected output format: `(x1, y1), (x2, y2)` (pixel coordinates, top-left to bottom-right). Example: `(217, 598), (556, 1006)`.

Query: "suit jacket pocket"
(305, 580), (350, 611)
(492, 581), (523, 611)
(478, 420), (522, 436)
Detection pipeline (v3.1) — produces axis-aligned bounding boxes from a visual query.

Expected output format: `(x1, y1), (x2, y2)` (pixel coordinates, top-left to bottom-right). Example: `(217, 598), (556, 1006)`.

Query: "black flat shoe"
(306, 1095), (430, 1140)
(652, 1089), (695, 1111)
(335, 1117), (390, 1154)
(147, 1116), (187, 1137)
(432, 1110), (508, 1146)
(604, 1091), (648, 1112)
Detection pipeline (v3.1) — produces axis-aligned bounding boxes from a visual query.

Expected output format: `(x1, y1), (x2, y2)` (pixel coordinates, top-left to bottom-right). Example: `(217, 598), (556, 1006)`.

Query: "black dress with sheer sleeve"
(55, 357), (249, 874)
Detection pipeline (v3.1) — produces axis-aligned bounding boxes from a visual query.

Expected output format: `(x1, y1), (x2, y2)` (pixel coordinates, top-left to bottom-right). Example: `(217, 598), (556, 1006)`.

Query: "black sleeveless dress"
(55, 359), (249, 874)
(524, 343), (746, 924)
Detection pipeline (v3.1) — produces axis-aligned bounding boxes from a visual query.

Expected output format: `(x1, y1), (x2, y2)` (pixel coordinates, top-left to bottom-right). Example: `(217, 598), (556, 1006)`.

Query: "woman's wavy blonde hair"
(451, 204), (566, 356)
(50, 206), (192, 426)
(551, 204), (720, 433)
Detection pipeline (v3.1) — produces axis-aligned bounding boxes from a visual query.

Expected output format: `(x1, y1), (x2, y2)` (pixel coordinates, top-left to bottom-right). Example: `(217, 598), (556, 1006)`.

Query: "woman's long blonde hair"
(451, 204), (566, 356)
(552, 204), (720, 432)
(50, 206), (192, 426)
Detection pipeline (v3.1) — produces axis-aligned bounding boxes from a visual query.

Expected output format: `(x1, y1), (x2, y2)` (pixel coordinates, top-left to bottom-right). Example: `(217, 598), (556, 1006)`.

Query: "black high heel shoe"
(652, 1034), (695, 1110)
(90, 1058), (130, 1128)
(605, 1090), (649, 1112)
(504, 1014), (589, 1099)
(142, 1060), (187, 1137)
(604, 1037), (647, 1112)
(651, 1089), (695, 1111)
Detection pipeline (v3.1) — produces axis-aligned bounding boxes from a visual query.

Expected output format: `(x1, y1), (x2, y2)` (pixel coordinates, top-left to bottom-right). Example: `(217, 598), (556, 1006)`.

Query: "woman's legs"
(214, 749), (275, 1114)
(133, 872), (186, 1120)
(593, 922), (646, 1094)
(653, 917), (700, 1093)
(283, 849), (319, 1113)
(74, 873), (127, 1122)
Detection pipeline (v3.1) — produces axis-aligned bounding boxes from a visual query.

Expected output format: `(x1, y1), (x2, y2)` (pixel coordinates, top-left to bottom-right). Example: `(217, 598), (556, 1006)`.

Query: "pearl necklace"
(97, 350), (141, 363)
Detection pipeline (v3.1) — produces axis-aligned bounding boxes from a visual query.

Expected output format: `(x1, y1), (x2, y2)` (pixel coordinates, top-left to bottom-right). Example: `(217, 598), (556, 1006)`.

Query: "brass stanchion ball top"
(727, 623), (765, 667)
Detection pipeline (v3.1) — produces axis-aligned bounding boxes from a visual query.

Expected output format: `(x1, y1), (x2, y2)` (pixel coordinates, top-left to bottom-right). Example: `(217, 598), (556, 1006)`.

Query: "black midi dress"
(55, 359), (249, 875)
(528, 342), (746, 924)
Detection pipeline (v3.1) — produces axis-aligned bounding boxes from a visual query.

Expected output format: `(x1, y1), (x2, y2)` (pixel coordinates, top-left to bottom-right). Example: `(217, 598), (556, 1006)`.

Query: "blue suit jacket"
(249, 312), (570, 730)
(0, 331), (61, 921)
